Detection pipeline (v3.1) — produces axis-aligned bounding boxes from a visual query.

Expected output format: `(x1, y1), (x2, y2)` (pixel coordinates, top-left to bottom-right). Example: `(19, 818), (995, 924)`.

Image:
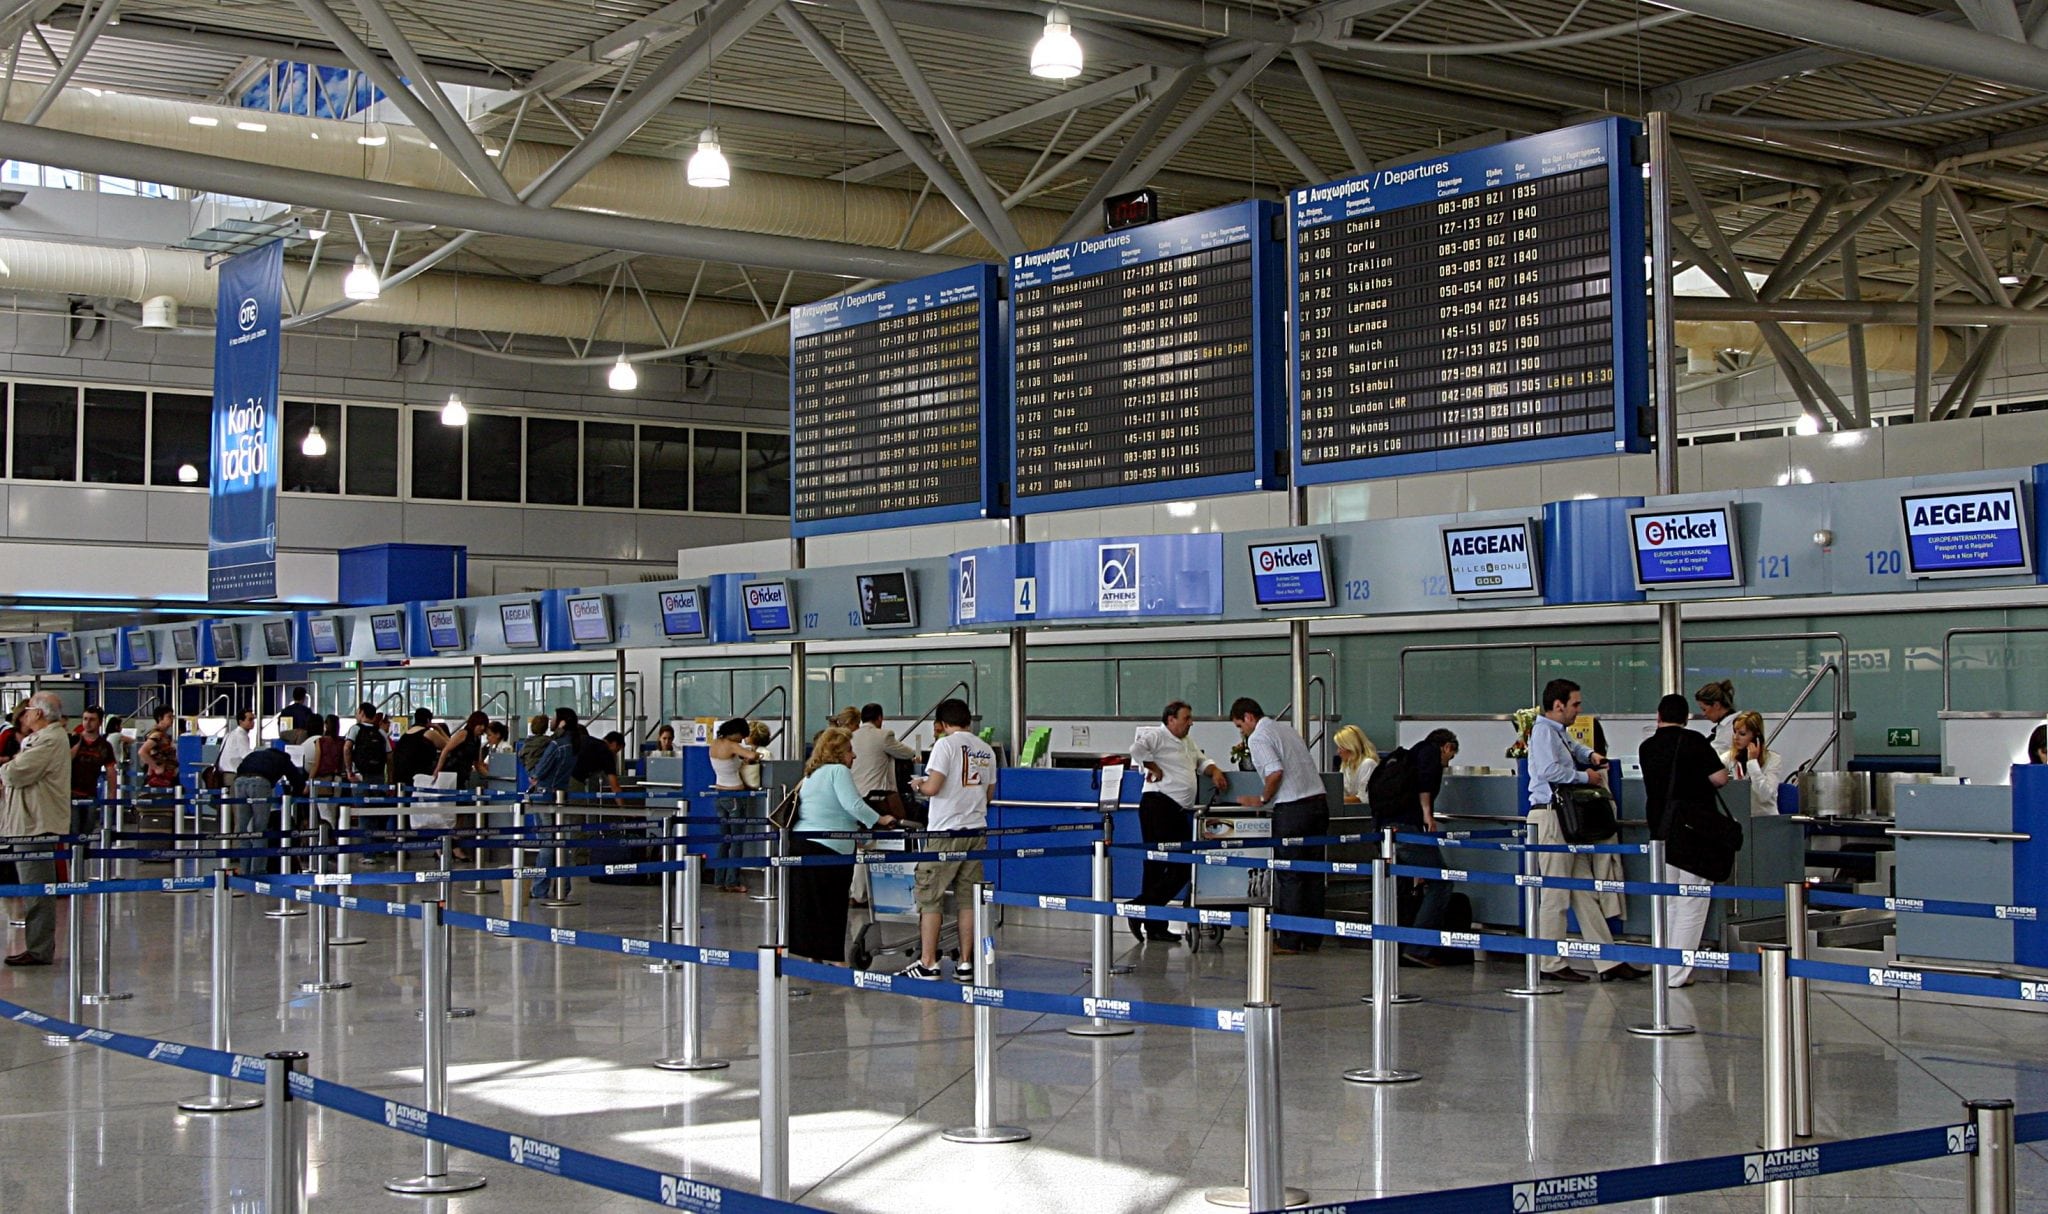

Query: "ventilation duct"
(137, 294), (177, 330)
(1675, 321), (1959, 374)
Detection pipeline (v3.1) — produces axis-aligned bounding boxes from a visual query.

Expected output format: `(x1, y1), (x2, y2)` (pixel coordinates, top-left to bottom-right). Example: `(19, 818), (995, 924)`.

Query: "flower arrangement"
(1229, 740), (1252, 770)
(1505, 707), (1540, 759)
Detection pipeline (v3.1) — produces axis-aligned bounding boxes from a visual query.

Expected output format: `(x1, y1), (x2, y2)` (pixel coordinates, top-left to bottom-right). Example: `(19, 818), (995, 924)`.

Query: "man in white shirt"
(218, 709), (256, 780)
(1129, 700), (1228, 942)
(901, 698), (994, 981)
(1232, 697), (1329, 954)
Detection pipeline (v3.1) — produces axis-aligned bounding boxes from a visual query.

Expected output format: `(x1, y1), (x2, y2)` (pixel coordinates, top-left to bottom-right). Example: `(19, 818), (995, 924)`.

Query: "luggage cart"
(848, 831), (962, 972)
(1184, 807), (1275, 953)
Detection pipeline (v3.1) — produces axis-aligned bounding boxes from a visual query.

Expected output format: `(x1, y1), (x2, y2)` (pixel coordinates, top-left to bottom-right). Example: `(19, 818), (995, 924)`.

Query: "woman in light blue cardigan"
(791, 726), (898, 963)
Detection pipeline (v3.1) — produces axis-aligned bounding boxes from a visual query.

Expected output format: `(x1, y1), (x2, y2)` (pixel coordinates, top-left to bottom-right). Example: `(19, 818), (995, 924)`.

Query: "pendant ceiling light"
(1031, 7), (1083, 79)
(301, 424), (327, 457)
(608, 353), (639, 392)
(441, 392), (468, 426)
(343, 253), (380, 300)
(687, 128), (730, 188)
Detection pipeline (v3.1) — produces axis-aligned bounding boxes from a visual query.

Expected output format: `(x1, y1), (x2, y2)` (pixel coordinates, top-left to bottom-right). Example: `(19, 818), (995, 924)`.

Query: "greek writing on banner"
(209, 240), (284, 601)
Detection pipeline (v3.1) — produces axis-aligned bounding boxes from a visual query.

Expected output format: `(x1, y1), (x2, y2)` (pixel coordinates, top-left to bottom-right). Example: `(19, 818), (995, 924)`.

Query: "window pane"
(345, 405), (398, 496)
(584, 421), (634, 508)
(11, 383), (76, 481)
(410, 409), (463, 500)
(150, 392), (212, 487)
(467, 413), (522, 502)
(526, 418), (578, 505)
(638, 425), (690, 511)
(281, 400), (341, 493)
(746, 431), (789, 516)
(692, 429), (743, 514)
(82, 387), (146, 484)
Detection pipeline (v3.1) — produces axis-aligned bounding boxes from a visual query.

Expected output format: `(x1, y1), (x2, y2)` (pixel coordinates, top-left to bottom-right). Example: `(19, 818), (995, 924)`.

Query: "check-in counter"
(1894, 768), (2048, 969)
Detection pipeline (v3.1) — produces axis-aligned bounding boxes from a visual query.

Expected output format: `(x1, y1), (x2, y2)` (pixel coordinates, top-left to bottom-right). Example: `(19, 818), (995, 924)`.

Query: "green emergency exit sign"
(1886, 728), (1920, 747)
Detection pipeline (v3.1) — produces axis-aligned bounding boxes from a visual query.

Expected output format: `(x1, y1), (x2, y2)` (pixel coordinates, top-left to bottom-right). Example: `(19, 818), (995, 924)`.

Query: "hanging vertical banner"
(209, 241), (284, 601)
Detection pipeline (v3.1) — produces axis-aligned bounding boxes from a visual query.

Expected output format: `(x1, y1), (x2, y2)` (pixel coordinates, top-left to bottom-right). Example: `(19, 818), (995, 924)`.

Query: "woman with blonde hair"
(1333, 724), (1379, 804)
(788, 726), (897, 964)
(1723, 709), (1787, 815)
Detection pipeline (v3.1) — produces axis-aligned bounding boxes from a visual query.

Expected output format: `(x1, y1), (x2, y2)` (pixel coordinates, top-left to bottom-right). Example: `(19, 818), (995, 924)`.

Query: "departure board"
(789, 265), (1004, 537)
(1010, 201), (1284, 512)
(1290, 119), (1648, 485)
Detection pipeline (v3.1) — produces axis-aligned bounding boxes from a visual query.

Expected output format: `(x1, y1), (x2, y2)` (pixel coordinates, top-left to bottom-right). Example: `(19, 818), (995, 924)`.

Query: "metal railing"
(1773, 658), (1845, 774)
(900, 680), (972, 739)
(1941, 626), (2048, 714)
(736, 684), (789, 747)
(1032, 648), (1338, 720)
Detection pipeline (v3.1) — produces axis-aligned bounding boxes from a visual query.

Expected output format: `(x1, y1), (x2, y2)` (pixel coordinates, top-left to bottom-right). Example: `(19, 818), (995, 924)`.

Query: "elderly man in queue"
(1231, 696), (1329, 955)
(1128, 700), (1230, 943)
(2, 693), (74, 966)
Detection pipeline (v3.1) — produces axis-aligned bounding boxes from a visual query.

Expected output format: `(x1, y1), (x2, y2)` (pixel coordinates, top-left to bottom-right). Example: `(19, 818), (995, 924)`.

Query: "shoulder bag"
(1658, 742), (1744, 882)
(1553, 782), (1618, 844)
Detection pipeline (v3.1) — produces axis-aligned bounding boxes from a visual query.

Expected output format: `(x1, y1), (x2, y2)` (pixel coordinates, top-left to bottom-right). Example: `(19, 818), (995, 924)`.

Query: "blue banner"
(209, 241), (284, 601)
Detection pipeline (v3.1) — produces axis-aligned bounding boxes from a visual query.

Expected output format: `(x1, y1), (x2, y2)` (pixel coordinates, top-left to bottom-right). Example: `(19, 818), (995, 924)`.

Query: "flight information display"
(1010, 201), (1284, 512)
(789, 265), (1003, 537)
(1290, 119), (1647, 484)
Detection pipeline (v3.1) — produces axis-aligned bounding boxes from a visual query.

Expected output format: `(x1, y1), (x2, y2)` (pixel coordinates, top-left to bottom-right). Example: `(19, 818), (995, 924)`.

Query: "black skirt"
(787, 837), (856, 964)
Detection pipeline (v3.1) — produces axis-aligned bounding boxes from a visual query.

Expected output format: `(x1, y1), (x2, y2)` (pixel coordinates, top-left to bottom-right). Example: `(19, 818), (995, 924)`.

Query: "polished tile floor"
(0, 874), (2041, 1212)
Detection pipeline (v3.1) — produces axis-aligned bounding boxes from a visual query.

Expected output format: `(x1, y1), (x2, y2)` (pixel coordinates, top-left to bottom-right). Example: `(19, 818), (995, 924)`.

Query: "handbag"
(1658, 747), (1744, 882)
(767, 785), (800, 832)
(1552, 783), (1618, 844)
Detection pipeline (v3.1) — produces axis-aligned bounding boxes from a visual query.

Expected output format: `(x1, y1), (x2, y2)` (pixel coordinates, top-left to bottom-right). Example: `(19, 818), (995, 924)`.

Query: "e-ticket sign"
(1899, 486), (2033, 578)
(1630, 506), (1743, 590)
(1290, 119), (1647, 484)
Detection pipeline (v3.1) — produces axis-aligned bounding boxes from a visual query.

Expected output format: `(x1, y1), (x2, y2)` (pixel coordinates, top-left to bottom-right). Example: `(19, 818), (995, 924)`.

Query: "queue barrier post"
(540, 792), (579, 908)
(1787, 880), (1813, 1139)
(385, 900), (487, 1195)
(1068, 840), (1134, 1038)
(507, 845), (528, 915)
(1344, 858), (1419, 1086)
(1503, 843), (1558, 999)
(330, 805), (365, 946)
(757, 942), (790, 1202)
(1205, 907), (1308, 1210)
(264, 1050), (309, 1214)
(178, 868), (263, 1113)
(656, 853), (729, 1072)
(942, 885), (1030, 1145)
(462, 792), (492, 898)
(1628, 839), (1694, 1038)
(82, 822), (131, 1005)
(1965, 1097), (2015, 1214)
(649, 824), (682, 972)
(263, 796), (307, 921)
(300, 822), (350, 994)
(1761, 943), (1793, 1214)
(45, 842), (86, 1045)
(1366, 827), (1416, 1005)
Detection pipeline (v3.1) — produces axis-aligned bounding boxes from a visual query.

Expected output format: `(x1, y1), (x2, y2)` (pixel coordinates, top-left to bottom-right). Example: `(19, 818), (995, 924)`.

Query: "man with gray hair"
(2, 693), (72, 966)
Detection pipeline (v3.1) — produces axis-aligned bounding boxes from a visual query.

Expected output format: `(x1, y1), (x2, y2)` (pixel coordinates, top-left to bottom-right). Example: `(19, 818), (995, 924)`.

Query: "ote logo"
(237, 296), (259, 332)
(1097, 543), (1140, 612)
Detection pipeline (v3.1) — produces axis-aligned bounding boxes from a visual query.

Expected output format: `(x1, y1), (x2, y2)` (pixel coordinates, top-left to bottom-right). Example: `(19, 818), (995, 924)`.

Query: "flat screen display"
(1441, 521), (1541, 598)
(209, 622), (241, 662)
(369, 612), (404, 655)
(1247, 539), (1333, 609)
(565, 594), (613, 645)
(1629, 505), (1743, 590)
(56, 637), (80, 670)
(1899, 484), (2033, 579)
(93, 634), (118, 666)
(499, 601), (541, 648)
(28, 642), (48, 674)
(659, 588), (706, 640)
(307, 617), (340, 657)
(261, 620), (293, 660)
(0, 644), (15, 675)
(128, 632), (155, 666)
(855, 571), (917, 629)
(424, 607), (463, 651)
(171, 627), (198, 665)
(741, 580), (795, 636)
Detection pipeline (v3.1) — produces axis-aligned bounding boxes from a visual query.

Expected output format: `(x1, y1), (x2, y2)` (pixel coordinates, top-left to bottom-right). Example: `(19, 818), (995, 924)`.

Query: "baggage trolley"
(848, 831), (961, 972)
(1184, 807), (1276, 953)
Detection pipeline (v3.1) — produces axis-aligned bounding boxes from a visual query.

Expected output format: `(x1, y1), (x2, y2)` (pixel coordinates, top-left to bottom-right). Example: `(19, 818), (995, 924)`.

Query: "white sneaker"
(1668, 968), (1695, 988)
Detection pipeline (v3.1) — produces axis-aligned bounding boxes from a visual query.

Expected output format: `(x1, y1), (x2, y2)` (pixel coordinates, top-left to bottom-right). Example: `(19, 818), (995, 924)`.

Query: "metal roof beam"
(832, 65), (1157, 183)
(481, 0), (710, 117)
(538, 249), (639, 285)
(338, 0), (516, 204)
(1957, 0), (2028, 41)
(1656, 0), (2048, 95)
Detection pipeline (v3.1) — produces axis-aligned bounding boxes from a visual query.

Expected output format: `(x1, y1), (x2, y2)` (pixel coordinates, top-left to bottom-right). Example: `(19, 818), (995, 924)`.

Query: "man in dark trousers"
(1232, 697), (1329, 954)
(1638, 694), (1732, 989)
(1128, 701), (1229, 942)
(232, 742), (309, 877)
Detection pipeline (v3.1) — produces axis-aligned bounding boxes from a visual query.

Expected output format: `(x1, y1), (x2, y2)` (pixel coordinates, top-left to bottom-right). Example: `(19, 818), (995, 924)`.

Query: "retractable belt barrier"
(1388, 862), (1786, 904)
(235, 878), (422, 920)
(437, 905), (760, 972)
(986, 889), (1250, 931)
(780, 955), (1246, 1033)
(0, 875), (215, 898)
(1790, 956), (2048, 1004)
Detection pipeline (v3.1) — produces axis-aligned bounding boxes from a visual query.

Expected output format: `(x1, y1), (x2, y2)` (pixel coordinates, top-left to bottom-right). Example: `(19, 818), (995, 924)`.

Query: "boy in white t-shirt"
(901, 698), (995, 981)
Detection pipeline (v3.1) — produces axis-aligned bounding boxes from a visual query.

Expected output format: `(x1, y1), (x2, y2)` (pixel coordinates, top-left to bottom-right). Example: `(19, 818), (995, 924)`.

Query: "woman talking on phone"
(1722, 710), (1787, 815)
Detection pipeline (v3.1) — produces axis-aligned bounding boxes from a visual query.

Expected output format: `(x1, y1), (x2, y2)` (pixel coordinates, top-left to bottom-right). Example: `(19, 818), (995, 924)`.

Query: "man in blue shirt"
(1526, 679), (1645, 983)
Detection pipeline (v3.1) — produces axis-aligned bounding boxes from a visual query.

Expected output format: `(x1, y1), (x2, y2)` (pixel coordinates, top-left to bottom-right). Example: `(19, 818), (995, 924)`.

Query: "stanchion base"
(538, 898), (580, 909)
(940, 1124), (1031, 1144)
(459, 885), (492, 898)
(653, 1056), (730, 1072)
(263, 907), (308, 920)
(1082, 965), (1137, 976)
(1626, 1022), (1697, 1037)
(1202, 1185), (1312, 1208)
(177, 1094), (263, 1113)
(1503, 986), (1562, 998)
(384, 1172), (487, 1195)
(1342, 1067), (1421, 1085)
(299, 980), (353, 993)
(416, 1008), (478, 1020)
(328, 936), (368, 947)
(1359, 993), (1421, 1006)
(1064, 1020), (1134, 1038)
(81, 991), (133, 1004)
(644, 961), (684, 973)
(42, 1033), (75, 1047)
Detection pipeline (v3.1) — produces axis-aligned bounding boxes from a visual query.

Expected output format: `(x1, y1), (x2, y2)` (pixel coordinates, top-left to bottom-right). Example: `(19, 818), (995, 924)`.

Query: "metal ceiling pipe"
(1654, 0), (2048, 96)
(1675, 320), (1955, 372)
(0, 235), (785, 353)
(1675, 296), (2048, 326)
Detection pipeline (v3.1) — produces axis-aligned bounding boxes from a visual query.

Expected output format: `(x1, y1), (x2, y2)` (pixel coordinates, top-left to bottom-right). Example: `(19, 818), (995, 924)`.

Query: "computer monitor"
(1628, 505), (1744, 591)
(0, 644), (15, 675)
(55, 637), (80, 670)
(1440, 520), (1542, 598)
(307, 617), (340, 658)
(27, 642), (48, 675)
(94, 634), (119, 666)
(127, 631), (155, 666)
(498, 601), (541, 648)
(171, 627), (198, 665)
(369, 612), (404, 655)
(1246, 539), (1334, 610)
(424, 607), (463, 651)
(740, 580), (795, 636)
(658, 588), (707, 640)
(209, 622), (242, 662)
(261, 620), (294, 660)
(855, 570), (918, 630)
(1899, 484), (2033, 579)
(564, 594), (614, 645)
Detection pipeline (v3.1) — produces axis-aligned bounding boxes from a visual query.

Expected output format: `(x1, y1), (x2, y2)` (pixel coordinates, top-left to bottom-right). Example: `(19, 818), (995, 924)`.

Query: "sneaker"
(953, 961), (975, 982)
(898, 961), (942, 980)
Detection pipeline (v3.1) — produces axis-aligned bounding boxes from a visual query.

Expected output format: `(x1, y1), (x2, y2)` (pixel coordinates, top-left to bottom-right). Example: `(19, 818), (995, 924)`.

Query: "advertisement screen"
(209, 622), (241, 662)
(565, 595), (613, 645)
(499, 602), (541, 648)
(261, 620), (293, 660)
(855, 571), (918, 629)
(1899, 485), (2033, 578)
(369, 612), (404, 655)
(741, 580), (795, 635)
(171, 628), (198, 665)
(1247, 539), (1333, 609)
(94, 634), (119, 666)
(56, 637), (80, 670)
(1441, 521), (1540, 598)
(425, 608), (463, 651)
(659, 588), (706, 640)
(1629, 506), (1743, 590)
(128, 632), (156, 666)
(307, 617), (340, 657)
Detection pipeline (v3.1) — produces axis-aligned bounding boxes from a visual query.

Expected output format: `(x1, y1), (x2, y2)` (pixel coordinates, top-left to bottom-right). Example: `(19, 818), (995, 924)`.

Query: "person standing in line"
(900, 698), (995, 981)
(219, 708), (256, 784)
(708, 717), (759, 893)
(1693, 680), (1736, 747)
(1129, 700), (1229, 942)
(1640, 695), (1733, 988)
(789, 726), (898, 965)
(519, 714), (552, 773)
(1723, 710), (1788, 816)
(1527, 678), (1646, 983)
(232, 742), (310, 878)
(348, 702), (390, 785)
(1232, 697), (1329, 955)
(2030, 724), (2048, 766)
(278, 687), (321, 744)
(849, 703), (916, 910)
(1368, 728), (1460, 968)
(2, 694), (73, 966)
(1333, 725), (1379, 805)
(68, 705), (120, 838)
(139, 707), (180, 791)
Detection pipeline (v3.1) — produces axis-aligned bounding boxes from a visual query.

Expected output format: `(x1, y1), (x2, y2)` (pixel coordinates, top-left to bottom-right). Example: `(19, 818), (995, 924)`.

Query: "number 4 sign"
(1013, 576), (1037, 617)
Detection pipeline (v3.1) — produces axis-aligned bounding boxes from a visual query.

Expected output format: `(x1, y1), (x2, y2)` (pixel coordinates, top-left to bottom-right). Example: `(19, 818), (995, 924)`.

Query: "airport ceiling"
(8, 0), (2048, 370)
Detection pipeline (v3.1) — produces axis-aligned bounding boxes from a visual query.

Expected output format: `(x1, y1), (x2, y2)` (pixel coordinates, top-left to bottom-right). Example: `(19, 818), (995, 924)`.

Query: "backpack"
(350, 725), (389, 782)
(1365, 746), (1421, 829)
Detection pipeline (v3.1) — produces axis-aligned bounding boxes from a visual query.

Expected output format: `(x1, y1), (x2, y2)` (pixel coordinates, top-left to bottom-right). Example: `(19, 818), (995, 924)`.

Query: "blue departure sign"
(1010, 201), (1285, 512)
(1629, 506), (1743, 590)
(1248, 539), (1333, 609)
(1290, 119), (1648, 485)
(1900, 485), (2033, 578)
(741, 580), (795, 636)
(659, 588), (707, 640)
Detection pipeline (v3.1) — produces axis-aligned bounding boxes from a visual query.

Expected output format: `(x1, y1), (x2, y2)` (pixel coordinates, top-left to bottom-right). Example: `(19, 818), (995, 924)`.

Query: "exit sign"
(1886, 728), (1920, 747)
